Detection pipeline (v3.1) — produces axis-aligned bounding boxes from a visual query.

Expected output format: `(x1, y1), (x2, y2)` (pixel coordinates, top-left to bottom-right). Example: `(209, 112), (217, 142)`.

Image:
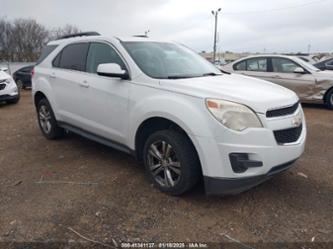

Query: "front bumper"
(193, 105), (306, 195)
(0, 94), (19, 102)
(204, 159), (297, 195)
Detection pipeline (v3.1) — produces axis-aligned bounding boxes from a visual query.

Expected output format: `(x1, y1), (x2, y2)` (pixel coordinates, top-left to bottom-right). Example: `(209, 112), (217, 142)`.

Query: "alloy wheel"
(39, 105), (52, 134)
(147, 140), (181, 188)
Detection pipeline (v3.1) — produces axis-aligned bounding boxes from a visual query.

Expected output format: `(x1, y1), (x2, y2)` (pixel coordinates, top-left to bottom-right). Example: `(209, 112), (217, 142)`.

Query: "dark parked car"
(314, 58), (333, 71)
(13, 65), (34, 89)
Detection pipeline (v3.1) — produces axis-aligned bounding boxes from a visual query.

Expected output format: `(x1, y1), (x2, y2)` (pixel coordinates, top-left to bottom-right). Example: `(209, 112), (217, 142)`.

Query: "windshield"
(122, 41), (222, 79)
(293, 57), (320, 72)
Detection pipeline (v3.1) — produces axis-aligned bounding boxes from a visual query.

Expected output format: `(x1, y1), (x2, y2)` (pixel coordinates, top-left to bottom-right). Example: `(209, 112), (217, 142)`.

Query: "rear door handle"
(79, 81), (90, 88)
(272, 75), (282, 79)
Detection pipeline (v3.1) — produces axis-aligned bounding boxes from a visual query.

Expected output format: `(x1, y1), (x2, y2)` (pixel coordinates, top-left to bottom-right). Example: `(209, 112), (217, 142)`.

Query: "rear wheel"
(37, 98), (64, 139)
(324, 88), (333, 109)
(143, 130), (201, 196)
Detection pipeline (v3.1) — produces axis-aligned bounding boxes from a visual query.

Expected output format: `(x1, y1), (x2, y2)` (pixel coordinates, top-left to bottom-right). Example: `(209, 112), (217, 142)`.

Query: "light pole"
(211, 8), (221, 63)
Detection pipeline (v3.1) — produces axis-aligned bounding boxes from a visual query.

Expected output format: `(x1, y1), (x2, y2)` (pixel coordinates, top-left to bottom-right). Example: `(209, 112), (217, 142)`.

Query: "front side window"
(86, 42), (126, 74)
(246, 58), (267, 72)
(272, 58), (298, 73)
(58, 43), (89, 71)
(122, 42), (221, 79)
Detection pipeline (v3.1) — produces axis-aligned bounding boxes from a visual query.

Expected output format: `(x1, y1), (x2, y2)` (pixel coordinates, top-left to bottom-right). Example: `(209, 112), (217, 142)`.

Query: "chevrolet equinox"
(32, 32), (306, 195)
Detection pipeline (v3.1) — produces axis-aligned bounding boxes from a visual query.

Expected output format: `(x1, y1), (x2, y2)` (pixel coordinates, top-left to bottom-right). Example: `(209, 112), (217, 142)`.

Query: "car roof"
(47, 35), (174, 46)
(232, 54), (304, 64)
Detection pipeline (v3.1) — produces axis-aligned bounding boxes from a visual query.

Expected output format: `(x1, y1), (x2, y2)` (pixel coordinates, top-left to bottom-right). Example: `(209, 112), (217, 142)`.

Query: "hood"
(159, 74), (298, 114)
(0, 70), (10, 80)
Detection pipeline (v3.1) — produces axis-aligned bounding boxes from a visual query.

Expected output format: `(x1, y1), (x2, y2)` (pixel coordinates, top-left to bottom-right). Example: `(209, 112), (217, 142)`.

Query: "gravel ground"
(0, 91), (332, 249)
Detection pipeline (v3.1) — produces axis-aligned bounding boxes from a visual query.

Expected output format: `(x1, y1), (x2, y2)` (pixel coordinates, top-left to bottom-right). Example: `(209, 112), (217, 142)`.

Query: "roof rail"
(133, 35), (149, 38)
(58, 32), (101, 40)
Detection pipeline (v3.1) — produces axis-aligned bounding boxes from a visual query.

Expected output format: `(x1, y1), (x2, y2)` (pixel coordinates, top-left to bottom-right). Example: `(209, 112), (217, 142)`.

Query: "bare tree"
(0, 18), (81, 62)
(49, 24), (81, 40)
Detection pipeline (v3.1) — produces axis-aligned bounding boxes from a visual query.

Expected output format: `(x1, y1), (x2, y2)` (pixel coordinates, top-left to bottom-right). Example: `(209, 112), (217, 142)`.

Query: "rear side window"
(86, 42), (126, 73)
(36, 45), (58, 64)
(58, 43), (89, 71)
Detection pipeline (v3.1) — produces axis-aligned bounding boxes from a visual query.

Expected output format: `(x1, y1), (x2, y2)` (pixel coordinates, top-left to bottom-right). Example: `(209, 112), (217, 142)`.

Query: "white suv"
(0, 67), (20, 104)
(32, 33), (306, 196)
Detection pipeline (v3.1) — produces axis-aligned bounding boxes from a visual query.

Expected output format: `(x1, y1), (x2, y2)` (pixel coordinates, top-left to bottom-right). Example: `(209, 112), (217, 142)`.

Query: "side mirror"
(97, 63), (129, 80)
(294, 67), (306, 74)
(0, 67), (8, 72)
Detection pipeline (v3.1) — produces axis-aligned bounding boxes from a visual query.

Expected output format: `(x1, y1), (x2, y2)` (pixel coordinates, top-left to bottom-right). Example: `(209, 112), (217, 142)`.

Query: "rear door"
(51, 43), (90, 127)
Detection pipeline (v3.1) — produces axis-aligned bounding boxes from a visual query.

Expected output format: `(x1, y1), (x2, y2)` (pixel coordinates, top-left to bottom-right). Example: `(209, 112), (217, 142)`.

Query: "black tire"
(324, 88), (333, 109)
(37, 98), (64, 139)
(143, 129), (201, 196)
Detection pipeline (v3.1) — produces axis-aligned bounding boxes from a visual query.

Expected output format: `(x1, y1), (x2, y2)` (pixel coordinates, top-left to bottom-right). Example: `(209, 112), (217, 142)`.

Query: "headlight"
(206, 99), (263, 131)
(0, 78), (13, 84)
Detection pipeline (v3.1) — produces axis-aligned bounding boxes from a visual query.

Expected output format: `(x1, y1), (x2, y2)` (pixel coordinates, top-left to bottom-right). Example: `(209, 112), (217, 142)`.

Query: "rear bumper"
(204, 159), (297, 196)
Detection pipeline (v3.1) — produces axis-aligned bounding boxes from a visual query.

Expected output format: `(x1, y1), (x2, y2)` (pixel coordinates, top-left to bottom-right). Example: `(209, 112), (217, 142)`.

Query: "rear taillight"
(31, 68), (35, 78)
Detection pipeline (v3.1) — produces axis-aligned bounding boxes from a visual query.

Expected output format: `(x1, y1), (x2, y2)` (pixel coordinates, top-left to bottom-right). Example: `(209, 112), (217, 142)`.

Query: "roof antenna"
(133, 29), (150, 38)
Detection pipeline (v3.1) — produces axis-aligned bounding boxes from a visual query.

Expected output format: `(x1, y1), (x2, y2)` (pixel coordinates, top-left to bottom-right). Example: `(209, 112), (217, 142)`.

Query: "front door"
(269, 57), (316, 100)
(80, 42), (130, 144)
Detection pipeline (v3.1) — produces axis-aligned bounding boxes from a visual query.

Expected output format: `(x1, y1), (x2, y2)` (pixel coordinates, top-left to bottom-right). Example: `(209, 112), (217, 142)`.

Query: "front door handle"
(79, 81), (90, 88)
(272, 75), (282, 79)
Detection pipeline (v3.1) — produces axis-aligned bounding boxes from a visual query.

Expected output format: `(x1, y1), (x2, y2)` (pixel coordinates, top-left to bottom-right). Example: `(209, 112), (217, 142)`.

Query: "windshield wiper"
(167, 75), (198, 79)
(167, 73), (222, 79)
(202, 72), (222, 77)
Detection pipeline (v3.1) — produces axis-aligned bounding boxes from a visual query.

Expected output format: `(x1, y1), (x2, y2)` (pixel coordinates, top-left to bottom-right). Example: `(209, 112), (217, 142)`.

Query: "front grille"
(266, 102), (299, 118)
(274, 124), (302, 144)
(0, 83), (6, 90)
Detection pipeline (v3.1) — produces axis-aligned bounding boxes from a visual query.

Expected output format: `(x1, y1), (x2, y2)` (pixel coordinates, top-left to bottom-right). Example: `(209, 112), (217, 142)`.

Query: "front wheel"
(37, 98), (64, 139)
(143, 130), (201, 196)
(325, 88), (333, 109)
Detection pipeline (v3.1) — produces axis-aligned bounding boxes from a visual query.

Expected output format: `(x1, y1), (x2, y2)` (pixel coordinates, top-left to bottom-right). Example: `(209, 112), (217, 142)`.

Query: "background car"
(13, 65), (34, 89)
(0, 67), (20, 104)
(314, 57), (333, 71)
(222, 55), (333, 109)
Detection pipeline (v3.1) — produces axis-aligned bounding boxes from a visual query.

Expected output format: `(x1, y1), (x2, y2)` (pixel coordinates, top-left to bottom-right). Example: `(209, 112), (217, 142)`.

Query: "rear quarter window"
(36, 45), (58, 64)
(233, 61), (246, 71)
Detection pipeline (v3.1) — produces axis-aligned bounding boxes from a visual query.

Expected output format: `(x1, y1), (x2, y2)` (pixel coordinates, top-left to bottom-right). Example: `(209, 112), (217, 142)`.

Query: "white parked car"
(0, 67), (20, 104)
(222, 55), (333, 109)
(32, 33), (306, 196)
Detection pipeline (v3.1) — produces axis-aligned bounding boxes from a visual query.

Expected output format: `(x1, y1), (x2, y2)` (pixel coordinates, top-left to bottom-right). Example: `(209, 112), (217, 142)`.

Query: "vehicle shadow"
(301, 103), (327, 109)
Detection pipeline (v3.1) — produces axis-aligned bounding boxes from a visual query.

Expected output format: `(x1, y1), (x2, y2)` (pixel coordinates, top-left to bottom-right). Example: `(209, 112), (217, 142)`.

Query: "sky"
(2, 0), (333, 53)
